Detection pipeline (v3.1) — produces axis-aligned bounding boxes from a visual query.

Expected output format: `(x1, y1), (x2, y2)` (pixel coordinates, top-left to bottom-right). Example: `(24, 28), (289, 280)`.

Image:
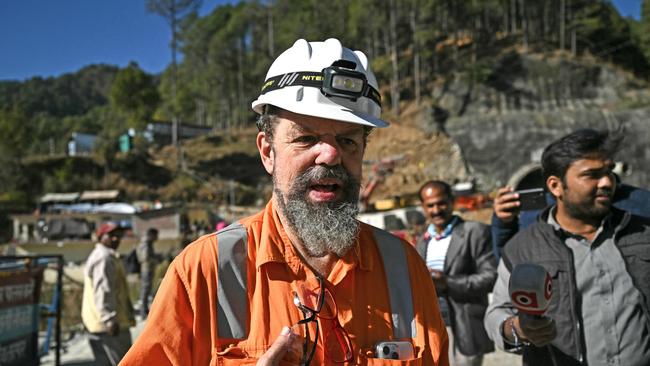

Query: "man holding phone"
(484, 129), (650, 366)
(491, 175), (650, 260)
(491, 186), (550, 260)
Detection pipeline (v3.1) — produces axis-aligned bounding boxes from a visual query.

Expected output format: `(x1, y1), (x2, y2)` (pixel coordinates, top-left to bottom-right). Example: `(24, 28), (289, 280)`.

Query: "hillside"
(152, 108), (468, 208)
(7, 46), (649, 216)
(150, 48), (650, 209)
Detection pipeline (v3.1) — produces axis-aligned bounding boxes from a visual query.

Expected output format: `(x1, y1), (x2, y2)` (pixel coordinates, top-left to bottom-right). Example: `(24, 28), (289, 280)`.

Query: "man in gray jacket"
(484, 129), (650, 366)
(136, 227), (159, 319)
(416, 180), (497, 366)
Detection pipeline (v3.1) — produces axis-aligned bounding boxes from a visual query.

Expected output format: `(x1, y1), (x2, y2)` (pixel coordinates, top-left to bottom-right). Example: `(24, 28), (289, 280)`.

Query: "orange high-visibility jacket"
(121, 201), (449, 365)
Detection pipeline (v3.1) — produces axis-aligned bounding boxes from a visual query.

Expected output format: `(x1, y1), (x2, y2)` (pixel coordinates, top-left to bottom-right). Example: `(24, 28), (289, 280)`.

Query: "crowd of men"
(78, 37), (650, 366)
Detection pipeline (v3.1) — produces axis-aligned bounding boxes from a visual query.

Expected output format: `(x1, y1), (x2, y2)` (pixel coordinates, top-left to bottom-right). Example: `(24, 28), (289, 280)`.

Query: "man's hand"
(429, 269), (447, 292)
(257, 326), (298, 366)
(494, 187), (520, 223)
(515, 314), (557, 347)
(105, 319), (120, 336)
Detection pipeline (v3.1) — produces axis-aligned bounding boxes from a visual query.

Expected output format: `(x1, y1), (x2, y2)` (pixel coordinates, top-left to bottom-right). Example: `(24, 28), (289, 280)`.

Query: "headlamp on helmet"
(258, 60), (381, 107)
(322, 60), (367, 101)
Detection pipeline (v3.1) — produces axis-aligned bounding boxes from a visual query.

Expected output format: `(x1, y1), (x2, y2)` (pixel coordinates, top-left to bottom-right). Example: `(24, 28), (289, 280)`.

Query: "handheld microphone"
(508, 263), (558, 366)
(508, 263), (552, 315)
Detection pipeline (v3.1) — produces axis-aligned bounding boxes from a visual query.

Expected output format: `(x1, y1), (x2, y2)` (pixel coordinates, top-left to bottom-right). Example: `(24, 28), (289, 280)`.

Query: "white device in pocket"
(375, 341), (415, 360)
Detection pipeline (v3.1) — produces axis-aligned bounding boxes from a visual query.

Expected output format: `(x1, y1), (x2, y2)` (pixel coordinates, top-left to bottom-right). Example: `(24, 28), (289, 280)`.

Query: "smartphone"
(515, 187), (546, 211)
(375, 341), (415, 360)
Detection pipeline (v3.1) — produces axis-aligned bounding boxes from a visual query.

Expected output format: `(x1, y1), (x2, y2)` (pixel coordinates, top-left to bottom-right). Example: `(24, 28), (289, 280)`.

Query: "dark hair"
(418, 180), (454, 201)
(146, 228), (159, 236)
(256, 105), (281, 143)
(255, 104), (373, 144)
(541, 129), (623, 182)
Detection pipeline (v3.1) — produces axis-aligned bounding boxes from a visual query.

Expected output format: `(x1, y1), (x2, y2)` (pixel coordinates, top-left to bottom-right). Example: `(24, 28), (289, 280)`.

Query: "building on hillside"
(67, 132), (97, 156)
(78, 190), (121, 206)
(144, 121), (212, 145)
(39, 190), (122, 214)
(132, 207), (183, 240)
(118, 128), (136, 153)
(38, 193), (80, 211)
(67, 121), (211, 156)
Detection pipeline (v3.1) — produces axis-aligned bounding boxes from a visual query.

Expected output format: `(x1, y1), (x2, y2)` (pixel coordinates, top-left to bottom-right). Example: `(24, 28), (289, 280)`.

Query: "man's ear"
(257, 132), (274, 174)
(547, 175), (563, 199)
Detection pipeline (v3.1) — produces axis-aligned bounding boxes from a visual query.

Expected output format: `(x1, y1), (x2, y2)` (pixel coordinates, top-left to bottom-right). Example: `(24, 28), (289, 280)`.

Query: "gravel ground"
(484, 348), (521, 366)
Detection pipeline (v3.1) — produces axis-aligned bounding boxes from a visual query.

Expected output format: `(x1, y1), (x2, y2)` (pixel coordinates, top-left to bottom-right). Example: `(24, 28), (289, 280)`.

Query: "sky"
(0, 0), (233, 81)
(0, 0), (642, 81)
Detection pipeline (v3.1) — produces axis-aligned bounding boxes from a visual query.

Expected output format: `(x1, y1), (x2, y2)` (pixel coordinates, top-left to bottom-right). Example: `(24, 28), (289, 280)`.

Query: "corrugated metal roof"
(79, 190), (120, 200)
(40, 192), (80, 203)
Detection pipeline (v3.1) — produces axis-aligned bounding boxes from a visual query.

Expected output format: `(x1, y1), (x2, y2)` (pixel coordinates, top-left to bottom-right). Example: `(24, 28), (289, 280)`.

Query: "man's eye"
(337, 137), (359, 148)
(586, 171), (610, 180)
(294, 135), (317, 144)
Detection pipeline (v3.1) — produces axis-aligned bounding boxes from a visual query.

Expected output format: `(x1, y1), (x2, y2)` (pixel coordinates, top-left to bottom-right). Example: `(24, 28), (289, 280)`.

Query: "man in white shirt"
(416, 180), (497, 366)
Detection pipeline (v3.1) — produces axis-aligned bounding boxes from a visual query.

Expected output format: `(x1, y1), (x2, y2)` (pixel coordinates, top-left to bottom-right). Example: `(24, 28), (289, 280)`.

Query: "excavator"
(358, 154), (427, 244)
(359, 154), (407, 212)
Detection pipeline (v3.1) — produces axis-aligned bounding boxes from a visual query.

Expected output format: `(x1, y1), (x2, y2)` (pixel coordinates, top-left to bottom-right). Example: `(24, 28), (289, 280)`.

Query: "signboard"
(0, 267), (44, 366)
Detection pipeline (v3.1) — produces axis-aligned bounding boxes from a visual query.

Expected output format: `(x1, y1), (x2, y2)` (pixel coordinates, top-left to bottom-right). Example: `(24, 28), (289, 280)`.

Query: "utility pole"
(146, 0), (201, 168)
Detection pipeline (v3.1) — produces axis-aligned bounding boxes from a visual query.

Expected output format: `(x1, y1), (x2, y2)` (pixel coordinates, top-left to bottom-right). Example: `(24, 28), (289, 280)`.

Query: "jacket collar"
(94, 242), (118, 257)
(423, 215), (460, 242)
(254, 200), (373, 282)
(537, 205), (631, 239)
(444, 218), (465, 270)
(416, 217), (466, 268)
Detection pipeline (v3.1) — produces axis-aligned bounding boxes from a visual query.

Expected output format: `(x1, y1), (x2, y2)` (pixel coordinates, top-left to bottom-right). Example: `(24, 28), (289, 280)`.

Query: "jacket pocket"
(212, 346), (255, 366)
(536, 262), (565, 317)
(365, 356), (423, 365)
(620, 245), (650, 261)
(539, 261), (579, 357)
(621, 246), (650, 295)
(213, 342), (303, 366)
(363, 344), (423, 366)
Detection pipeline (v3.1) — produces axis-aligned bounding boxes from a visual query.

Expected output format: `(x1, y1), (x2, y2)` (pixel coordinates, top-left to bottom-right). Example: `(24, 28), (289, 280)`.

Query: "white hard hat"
(251, 38), (388, 128)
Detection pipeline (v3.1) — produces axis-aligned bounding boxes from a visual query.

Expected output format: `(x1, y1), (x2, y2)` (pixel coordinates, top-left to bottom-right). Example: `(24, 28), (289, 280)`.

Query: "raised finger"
(257, 327), (296, 366)
(496, 187), (514, 197)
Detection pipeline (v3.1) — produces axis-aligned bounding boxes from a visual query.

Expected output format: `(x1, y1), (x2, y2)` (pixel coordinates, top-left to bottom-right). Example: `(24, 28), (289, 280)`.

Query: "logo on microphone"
(509, 264), (552, 315)
(544, 273), (552, 300)
(511, 290), (540, 308)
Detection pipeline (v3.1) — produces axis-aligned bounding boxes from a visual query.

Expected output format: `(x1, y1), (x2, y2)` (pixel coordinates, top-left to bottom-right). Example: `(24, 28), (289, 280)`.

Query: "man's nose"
(314, 137), (342, 166)
(599, 174), (615, 189)
(429, 205), (442, 214)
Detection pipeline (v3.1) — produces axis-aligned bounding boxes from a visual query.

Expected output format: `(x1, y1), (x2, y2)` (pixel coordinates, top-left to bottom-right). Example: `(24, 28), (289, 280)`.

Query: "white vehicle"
(357, 206), (424, 232)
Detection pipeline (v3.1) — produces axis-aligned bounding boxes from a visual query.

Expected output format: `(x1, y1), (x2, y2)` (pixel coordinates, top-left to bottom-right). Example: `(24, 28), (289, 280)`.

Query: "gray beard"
(274, 165), (360, 257)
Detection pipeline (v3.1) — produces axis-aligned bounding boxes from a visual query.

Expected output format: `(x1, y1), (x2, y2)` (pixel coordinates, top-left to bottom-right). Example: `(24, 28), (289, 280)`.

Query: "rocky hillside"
(437, 50), (650, 190)
(351, 49), (650, 200)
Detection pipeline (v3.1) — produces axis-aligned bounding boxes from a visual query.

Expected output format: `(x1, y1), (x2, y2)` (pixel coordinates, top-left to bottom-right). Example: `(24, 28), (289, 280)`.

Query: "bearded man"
(122, 38), (449, 366)
(484, 129), (650, 366)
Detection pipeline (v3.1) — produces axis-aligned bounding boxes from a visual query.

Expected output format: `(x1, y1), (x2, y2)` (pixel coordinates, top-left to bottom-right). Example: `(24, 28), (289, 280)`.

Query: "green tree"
(176, 2), (267, 130)
(0, 109), (31, 193)
(147, 0), (202, 147)
(639, 0), (650, 63)
(574, 1), (649, 75)
(110, 62), (160, 129)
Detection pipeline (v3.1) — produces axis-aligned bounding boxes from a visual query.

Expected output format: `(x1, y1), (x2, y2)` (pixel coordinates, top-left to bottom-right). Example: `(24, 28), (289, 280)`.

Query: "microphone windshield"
(508, 263), (552, 315)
